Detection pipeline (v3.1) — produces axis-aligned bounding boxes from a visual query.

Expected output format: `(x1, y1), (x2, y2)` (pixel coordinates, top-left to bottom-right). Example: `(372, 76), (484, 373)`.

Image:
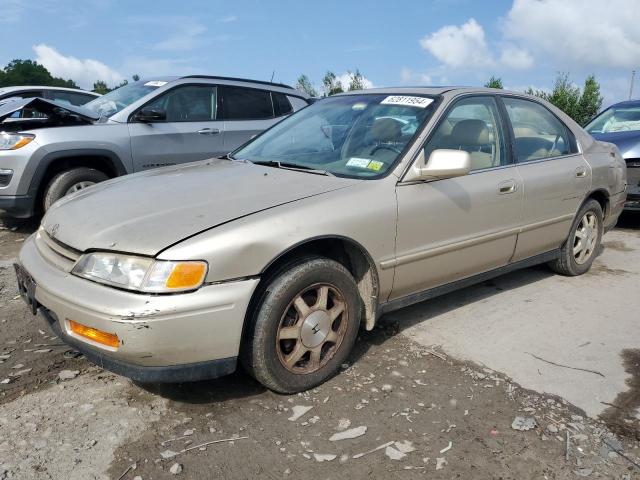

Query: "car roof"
(337, 86), (519, 96)
(180, 75), (294, 90)
(0, 85), (99, 96)
(607, 99), (640, 109)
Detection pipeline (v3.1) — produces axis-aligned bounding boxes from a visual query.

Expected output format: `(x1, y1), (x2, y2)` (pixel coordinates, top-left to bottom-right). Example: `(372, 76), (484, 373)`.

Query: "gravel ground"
(0, 212), (638, 479)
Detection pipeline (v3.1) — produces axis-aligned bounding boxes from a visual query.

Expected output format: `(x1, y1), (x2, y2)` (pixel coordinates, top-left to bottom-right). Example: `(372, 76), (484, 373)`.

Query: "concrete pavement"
(388, 225), (639, 420)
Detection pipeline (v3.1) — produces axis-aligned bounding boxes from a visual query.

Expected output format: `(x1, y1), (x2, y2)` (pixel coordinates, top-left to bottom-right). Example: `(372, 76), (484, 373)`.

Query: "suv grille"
(35, 228), (81, 272)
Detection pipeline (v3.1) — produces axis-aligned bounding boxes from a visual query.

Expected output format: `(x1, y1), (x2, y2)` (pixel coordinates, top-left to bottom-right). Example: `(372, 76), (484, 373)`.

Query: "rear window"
(273, 92), (293, 116)
(221, 86), (274, 120)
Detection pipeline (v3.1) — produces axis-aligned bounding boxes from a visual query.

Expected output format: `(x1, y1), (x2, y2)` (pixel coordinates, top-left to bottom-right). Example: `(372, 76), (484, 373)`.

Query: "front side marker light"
(68, 319), (119, 348)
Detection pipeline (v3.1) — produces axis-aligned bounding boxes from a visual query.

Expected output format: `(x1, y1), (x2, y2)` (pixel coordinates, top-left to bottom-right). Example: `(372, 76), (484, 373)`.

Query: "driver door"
(128, 84), (225, 171)
(391, 96), (523, 300)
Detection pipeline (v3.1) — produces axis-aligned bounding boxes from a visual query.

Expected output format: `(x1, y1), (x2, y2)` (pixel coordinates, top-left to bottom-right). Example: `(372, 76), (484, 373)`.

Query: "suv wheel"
(242, 257), (361, 393)
(548, 199), (603, 276)
(43, 167), (108, 211)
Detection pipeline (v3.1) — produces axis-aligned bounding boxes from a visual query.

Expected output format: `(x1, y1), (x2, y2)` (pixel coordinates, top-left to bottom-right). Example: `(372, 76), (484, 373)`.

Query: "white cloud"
(155, 23), (207, 52)
(503, 0), (640, 69)
(33, 44), (123, 89)
(400, 67), (433, 85)
(499, 45), (534, 70)
(420, 19), (494, 68)
(219, 15), (237, 23)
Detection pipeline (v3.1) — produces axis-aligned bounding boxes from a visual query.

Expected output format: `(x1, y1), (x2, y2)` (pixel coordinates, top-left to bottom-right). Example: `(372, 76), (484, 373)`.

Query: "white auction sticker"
(381, 95), (433, 108)
(346, 157), (372, 169)
(144, 81), (168, 87)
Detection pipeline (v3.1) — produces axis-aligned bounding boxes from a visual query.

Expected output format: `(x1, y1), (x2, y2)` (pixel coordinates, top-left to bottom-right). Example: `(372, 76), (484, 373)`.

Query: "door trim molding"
(378, 249), (560, 316)
(381, 212), (573, 271)
(380, 227), (520, 270)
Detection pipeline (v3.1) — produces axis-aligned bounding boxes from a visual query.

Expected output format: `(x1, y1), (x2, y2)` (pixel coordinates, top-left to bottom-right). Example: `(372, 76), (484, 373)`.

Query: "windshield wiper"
(251, 160), (333, 176)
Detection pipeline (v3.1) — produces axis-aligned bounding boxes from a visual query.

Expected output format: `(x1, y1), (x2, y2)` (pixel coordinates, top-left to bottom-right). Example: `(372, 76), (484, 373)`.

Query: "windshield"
(586, 105), (640, 134)
(232, 94), (438, 178)
(83, 81), (161, 117)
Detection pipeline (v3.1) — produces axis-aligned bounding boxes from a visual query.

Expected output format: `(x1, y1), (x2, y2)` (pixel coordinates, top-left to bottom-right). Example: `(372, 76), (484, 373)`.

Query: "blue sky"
(2, 0), (639, 106)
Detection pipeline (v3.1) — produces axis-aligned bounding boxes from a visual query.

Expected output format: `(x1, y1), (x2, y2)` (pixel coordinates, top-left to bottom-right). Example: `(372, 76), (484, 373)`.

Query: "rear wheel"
(242, 257), (361, 393)
(548, 199), (603, 276)
(43, 167), (108, 211)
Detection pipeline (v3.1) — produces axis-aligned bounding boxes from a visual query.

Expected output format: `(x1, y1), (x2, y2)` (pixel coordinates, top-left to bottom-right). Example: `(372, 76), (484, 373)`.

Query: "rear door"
(500, 96), (590, 261)
(128, 84), (225, 171)
(219, 86), (283, 151)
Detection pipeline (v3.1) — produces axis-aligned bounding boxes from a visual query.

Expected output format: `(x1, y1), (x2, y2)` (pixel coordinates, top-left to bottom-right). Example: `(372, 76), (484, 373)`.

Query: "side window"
(424, 96), (506, 171)
(144, 85), (217, 122)
(221, 86), (274, 120)
(503, 97), (573, 162)
(49, 91), (95, 106)
(273, 92), (293, 116)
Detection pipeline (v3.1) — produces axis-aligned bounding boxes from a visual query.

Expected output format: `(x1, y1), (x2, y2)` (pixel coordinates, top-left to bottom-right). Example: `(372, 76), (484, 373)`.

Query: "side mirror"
(134, 108), (166, 123)
(404, 149), (471, 182)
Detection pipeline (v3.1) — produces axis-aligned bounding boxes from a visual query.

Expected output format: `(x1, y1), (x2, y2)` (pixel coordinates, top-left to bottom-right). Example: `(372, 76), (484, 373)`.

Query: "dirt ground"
(0, 212), (639, 479)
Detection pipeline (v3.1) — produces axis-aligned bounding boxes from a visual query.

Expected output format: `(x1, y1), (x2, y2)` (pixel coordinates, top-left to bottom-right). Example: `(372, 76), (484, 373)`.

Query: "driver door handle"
(498, 179), (518, 195)
(197, 128), (220, 135)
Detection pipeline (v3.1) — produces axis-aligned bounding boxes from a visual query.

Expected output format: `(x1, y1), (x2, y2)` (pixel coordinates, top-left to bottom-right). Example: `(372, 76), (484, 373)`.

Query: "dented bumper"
(18, 235), (259, 382)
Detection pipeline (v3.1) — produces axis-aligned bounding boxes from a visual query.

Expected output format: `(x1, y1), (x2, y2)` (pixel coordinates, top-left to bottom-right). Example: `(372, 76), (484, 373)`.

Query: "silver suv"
(0, 76), (310, 217)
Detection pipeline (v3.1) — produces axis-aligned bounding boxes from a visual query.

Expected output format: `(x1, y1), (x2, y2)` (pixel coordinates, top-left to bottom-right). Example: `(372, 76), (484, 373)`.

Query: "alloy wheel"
(65, 181), (95, 195)
(573, 211), (598, 264)
(276, 283), (348, 374)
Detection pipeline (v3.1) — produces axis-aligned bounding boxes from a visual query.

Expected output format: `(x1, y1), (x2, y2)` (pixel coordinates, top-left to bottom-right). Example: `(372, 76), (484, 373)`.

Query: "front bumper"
(18, 235), (260, 382)
(0, 194), (35, 218)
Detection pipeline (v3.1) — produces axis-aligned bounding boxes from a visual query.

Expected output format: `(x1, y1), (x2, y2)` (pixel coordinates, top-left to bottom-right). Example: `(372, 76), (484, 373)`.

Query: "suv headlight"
(0, 133), (35, 150)
(72, 252), (208, 293)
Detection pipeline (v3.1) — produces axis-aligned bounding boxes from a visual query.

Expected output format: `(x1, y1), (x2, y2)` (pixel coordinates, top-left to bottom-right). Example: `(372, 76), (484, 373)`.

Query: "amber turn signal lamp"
(166, 262), (207, 289)
(69, 320), (119, 348)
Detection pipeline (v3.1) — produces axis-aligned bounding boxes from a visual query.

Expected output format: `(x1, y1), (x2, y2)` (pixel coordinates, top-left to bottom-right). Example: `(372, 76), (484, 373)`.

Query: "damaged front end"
(0, 97), (100, 132)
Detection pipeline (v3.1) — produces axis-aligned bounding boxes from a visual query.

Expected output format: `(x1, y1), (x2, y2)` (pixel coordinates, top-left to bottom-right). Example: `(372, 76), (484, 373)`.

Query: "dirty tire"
(548, 199), (603, 276)
(43, 167), (108, 211)
(242, 257), (361, 394)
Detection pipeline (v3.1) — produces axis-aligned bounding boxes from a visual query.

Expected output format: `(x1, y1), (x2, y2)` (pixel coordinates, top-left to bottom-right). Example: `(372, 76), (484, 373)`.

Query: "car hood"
(590, 130), (640, 158)
(0, 97), (99, 131)
(42, 159), (359, 256)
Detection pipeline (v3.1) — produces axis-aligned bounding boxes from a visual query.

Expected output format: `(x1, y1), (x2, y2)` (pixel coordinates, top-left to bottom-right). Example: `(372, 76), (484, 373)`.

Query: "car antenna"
(270, 70), (275, 83)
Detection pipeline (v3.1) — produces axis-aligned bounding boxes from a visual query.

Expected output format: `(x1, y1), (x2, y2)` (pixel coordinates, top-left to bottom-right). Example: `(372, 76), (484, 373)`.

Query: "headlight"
(72, 252), (208, 293)
(0, 133), (35, 150)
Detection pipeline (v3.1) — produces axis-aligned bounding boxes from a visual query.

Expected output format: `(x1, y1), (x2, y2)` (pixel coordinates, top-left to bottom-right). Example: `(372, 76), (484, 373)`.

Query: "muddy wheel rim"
(65, 181), (95, 195)
(276, 283), (348, 374)
(573, 211), (598, 265)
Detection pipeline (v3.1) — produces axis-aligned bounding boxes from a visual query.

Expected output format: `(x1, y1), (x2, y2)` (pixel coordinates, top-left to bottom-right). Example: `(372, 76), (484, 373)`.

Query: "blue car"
(586, 100), (640, 211)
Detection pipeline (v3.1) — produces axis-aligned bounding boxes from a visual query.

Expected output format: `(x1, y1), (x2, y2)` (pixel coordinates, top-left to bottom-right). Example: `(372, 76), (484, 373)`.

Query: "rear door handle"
(197, 128), (220, 135)
(575, 166), (588, 178)
(498, 179), (517, 194)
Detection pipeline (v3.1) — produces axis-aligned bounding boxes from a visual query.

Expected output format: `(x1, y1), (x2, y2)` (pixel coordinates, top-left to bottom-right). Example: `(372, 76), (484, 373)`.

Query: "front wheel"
(242, 257), (361, 393)
(43, 167), (109, 211)
(548, 199), (603, 276)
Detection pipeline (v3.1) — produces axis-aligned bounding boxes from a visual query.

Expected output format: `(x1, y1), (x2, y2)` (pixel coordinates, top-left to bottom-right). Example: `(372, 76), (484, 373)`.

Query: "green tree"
(525, 73), (603, 125)
(92, 80), (110, 94)
(295, 74), (318, 97)
(132, 74), (140, 82)
(484, 76), (503, 89)
(0, 59), (77, 88)
(577, 75), (603, 125)
(348, 69), (366, 91)
(322, 71), (343, 96)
